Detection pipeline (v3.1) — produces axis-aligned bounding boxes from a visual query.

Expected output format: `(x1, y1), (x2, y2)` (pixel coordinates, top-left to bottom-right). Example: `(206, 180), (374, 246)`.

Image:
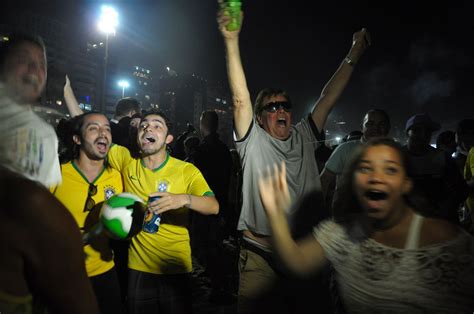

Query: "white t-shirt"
(0, 89), (61, 187)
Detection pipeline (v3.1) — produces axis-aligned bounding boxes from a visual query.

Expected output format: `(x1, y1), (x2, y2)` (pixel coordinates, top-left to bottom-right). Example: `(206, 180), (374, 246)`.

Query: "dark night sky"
(2, 0), (474, 138)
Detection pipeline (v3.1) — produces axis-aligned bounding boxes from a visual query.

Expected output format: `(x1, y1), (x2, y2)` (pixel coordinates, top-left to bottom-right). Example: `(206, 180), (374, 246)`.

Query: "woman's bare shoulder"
(421, 217), (462, 246)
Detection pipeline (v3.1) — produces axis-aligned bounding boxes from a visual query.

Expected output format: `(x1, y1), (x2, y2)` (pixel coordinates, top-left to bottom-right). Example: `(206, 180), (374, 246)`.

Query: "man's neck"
(74, 155), (105, 182)
(142, 150), (168, 170)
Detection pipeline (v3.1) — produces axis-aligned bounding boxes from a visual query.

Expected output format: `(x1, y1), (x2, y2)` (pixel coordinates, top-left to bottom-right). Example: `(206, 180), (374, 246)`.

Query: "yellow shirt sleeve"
(465, 147), (474, 180)
(183, 163), (214, 196)
(108, 144), (133, 172)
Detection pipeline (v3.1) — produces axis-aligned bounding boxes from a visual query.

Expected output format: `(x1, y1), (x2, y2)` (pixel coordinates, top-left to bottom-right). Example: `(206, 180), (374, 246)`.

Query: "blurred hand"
(258, 161), (291, 218)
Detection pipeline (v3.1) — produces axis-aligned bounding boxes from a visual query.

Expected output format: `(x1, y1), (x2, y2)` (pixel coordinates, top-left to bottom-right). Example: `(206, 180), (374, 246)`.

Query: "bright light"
(335, 136), (341, 142)
(98, 5), (118, 35)
(118, 80), (130, 98)
(118, 80), (130, 88)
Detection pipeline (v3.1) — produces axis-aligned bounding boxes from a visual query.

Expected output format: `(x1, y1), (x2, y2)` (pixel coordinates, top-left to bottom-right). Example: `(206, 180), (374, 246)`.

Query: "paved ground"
(191, 238), (239, 314)
(189, 238), (334, 314)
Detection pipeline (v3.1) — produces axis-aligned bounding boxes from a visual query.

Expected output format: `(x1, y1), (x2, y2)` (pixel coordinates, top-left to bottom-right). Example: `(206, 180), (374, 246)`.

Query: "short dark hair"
(200, 110), (219, 133)
(254, 88), (292, 119)
(364, 109), (391, 129)
(115, 97), (141, 117)
(456, 119), (474, 135)
(0, 33), (46, 78)
(131, 112), (143, 120)
(436, 130), (455, 147)
(141, 109), (173, 133)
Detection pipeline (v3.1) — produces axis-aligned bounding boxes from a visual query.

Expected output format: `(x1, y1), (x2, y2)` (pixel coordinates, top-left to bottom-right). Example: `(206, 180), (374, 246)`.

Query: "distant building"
(206, 82), (233, 147)
(128, 65), (159, 111)
(158, 68), (207, 136)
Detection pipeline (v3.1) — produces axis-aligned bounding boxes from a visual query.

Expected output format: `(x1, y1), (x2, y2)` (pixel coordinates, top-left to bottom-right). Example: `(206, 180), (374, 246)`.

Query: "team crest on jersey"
(104, 186), (116, 200)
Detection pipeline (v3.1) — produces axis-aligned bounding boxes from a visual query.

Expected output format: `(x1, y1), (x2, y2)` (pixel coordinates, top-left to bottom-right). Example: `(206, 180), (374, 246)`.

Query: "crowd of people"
(0, 1), (473, 314)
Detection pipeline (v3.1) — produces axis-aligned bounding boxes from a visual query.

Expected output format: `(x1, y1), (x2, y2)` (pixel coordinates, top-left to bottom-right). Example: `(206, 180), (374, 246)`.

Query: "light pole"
(98, 5), (118, 114)
(118, 80), (129, 98)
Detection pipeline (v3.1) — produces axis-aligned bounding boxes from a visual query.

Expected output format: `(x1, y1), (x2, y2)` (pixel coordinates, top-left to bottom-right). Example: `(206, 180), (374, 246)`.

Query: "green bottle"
(225, 0), (242, 31)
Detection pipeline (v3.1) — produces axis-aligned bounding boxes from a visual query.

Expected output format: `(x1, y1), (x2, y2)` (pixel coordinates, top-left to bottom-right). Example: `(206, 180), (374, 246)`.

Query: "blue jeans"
(127, 269), (192, 314)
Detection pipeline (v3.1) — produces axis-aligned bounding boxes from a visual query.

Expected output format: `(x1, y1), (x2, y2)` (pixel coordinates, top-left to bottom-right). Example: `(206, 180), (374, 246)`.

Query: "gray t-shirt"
(325, 140), (362, 184)
(235, 115), (321, 235)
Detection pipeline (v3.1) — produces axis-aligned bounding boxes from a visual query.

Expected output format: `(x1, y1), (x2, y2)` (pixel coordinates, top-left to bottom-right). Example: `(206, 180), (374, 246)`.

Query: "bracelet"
(344, 56), (355, 66)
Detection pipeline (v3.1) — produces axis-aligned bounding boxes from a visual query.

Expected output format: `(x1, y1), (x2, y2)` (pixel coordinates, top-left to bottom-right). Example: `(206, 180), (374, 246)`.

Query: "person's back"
(194, 134), (232, 217)
(0, 167), (99, 314)
(191, 110), (234, 300)
(404, 113), (468, 223)
(436, 130), (456, 156)
(111, 97), (141, 147)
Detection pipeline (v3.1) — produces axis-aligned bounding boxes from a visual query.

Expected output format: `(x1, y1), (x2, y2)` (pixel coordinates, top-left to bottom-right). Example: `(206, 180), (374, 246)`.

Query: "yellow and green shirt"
(51, 161), (123, 277)
(108, 145), (214, 275)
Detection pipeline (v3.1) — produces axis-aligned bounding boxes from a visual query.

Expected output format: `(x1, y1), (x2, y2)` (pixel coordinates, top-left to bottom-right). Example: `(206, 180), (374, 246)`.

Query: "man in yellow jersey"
(107, 109), (219, 314)
(52, 112), (123, 314)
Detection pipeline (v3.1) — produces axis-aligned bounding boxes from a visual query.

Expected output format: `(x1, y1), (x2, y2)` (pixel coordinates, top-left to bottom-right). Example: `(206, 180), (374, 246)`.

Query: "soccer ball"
(100, 192), (146, 240)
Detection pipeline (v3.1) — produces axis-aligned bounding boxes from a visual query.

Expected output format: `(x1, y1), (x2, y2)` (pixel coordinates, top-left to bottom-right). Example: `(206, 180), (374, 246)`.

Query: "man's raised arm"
(311, 28), (371, 132)
(217, 0), (253, 140)
(64, 75), (84, 117)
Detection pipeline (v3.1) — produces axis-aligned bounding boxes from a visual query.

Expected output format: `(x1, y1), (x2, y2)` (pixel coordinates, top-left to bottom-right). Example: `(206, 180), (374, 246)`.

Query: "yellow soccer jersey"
(108, 145), (214, 274)
(51, 161), (123, 277)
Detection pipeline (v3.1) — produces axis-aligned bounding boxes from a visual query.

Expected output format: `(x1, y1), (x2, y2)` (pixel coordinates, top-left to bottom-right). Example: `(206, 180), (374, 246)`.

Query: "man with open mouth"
(217, 3), (371, 312)
(52, 112), (124, 314)
(107, 109), (219, 314)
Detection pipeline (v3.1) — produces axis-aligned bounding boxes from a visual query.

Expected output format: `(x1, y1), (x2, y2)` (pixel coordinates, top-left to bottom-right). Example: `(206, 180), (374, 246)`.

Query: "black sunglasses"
(84, 184), (98, 212)
(262, 101), (292, 113)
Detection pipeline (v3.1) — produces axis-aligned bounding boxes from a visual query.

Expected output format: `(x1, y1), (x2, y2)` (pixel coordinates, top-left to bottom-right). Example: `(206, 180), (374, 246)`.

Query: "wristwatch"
(344, 56), (355, 66)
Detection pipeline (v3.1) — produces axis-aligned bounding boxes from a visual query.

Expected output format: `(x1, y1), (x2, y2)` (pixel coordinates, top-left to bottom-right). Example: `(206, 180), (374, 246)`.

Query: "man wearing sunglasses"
(52, 112), (124, 314)
(218, 4), (370, 312)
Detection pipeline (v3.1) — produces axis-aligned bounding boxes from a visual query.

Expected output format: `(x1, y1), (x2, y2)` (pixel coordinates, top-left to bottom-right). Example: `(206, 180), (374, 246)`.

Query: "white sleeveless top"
(313, 215), (474, 313)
